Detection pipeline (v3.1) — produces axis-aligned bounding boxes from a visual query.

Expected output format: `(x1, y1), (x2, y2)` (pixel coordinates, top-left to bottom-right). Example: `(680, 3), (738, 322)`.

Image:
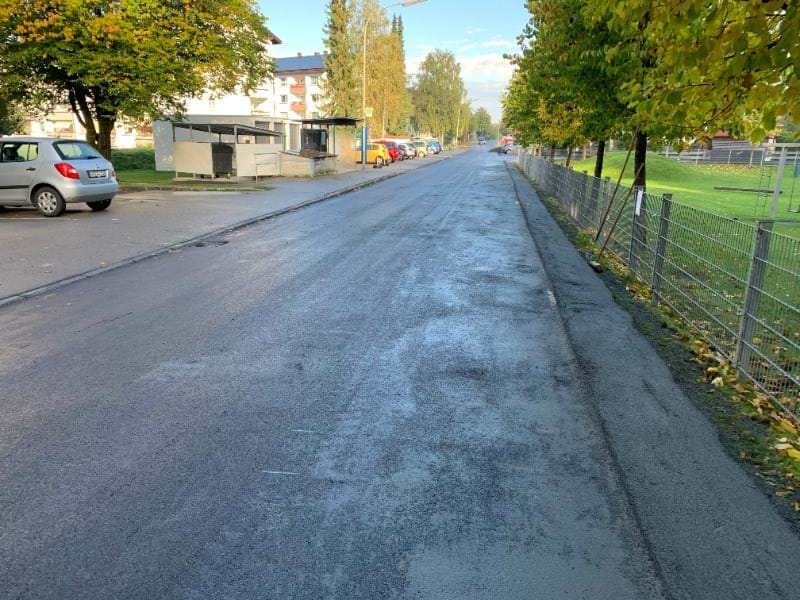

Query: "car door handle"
(26, 167), (36, 172)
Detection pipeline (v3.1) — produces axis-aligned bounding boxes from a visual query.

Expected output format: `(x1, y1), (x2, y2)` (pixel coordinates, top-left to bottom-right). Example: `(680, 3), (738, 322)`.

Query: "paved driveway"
(0, 156), (446, 300)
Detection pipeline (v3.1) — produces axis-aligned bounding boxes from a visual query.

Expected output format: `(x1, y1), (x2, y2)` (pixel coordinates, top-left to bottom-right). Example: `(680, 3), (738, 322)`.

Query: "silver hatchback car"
(0, 137), (118, 217)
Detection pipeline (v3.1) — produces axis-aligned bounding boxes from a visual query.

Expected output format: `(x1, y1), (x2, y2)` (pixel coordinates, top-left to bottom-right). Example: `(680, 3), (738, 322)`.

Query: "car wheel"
(34, 186), (66, 217)
(87, 199), (112, 211)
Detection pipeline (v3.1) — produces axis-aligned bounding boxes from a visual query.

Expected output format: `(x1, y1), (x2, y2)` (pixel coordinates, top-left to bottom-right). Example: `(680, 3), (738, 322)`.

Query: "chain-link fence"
(519, 153), (800, 421)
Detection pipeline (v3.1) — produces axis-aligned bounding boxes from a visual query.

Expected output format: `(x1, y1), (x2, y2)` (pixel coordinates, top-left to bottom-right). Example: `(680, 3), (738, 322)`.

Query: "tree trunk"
(549, 145), (556, 161)
(565, 146), (573, 168)
(71, 87), (98, 149)
(97, 115), (115, 160)
(634, 130), (647, 190)
(594, 140), (606, 178)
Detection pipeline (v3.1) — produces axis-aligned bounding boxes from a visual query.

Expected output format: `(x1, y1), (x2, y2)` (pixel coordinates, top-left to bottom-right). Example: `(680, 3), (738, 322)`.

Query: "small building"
(161, 121), (283, 179)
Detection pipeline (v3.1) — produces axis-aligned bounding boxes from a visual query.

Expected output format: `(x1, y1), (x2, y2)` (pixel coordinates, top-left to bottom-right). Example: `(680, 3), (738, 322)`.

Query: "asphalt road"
(0, 148), (797, 599)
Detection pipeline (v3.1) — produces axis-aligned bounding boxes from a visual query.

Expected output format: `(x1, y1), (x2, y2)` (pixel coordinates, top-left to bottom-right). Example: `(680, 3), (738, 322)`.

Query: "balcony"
(290, 101), (307, 116)
(290, 83), (306, 95)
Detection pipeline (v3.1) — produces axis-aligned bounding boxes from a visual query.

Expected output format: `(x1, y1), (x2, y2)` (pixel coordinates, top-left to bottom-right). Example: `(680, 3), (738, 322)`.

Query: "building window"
(310, 76), (319, 86)
(311, 112), (320, 120)
(279, 77), (287, 86)
(280, 95), (288, 104)
(311, 94), (320, 104)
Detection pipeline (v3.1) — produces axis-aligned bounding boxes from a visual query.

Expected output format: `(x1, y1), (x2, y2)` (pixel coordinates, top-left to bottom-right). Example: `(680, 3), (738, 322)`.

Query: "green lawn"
(571, 152), (800, 236)
(116, 169), (174, 185)
(544, 152), (800, 409)
(116, 169), (271, 192)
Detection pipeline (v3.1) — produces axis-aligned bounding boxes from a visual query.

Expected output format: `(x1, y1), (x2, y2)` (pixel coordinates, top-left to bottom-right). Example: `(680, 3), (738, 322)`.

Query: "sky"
(258, 0), (529, 122)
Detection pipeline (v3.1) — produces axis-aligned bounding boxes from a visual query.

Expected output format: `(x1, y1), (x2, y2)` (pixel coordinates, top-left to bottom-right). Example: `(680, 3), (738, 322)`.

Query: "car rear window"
(53, 141), (102, 160)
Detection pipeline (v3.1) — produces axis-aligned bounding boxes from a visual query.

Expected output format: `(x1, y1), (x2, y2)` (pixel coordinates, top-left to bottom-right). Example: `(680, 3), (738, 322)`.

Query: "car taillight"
(111, 168), (116, 179)
(54, 163), (80, 180)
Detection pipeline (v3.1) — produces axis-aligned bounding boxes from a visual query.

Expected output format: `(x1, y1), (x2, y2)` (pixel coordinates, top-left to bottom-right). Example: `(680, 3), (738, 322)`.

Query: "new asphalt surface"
(0, 148), (798, 599)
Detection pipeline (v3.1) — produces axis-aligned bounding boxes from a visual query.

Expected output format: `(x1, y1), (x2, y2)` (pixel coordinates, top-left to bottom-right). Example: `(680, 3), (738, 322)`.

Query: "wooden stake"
(595, 126), (639, 242)
(594, 163), (645, 266)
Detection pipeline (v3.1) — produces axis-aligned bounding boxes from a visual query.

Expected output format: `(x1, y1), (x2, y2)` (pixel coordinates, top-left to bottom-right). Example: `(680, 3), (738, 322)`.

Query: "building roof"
(274, 54), (326, 74)
(171, 122), (283, 138)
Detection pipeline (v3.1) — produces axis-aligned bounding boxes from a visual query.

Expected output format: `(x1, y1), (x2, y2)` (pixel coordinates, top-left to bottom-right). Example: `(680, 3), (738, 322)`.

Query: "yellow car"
(353, 143), (391, 167)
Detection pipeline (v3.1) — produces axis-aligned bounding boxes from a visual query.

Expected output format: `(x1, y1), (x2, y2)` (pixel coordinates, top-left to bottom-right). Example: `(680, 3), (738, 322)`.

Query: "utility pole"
(361, 18), (368, 170)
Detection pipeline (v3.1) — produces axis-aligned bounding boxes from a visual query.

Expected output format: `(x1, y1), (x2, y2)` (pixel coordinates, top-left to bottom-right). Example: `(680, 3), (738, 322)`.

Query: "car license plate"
(88, 170), (107, 179)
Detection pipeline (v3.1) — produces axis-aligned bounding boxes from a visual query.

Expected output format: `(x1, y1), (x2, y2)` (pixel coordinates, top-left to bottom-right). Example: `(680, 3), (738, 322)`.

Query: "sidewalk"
(0, 153), (457, 303)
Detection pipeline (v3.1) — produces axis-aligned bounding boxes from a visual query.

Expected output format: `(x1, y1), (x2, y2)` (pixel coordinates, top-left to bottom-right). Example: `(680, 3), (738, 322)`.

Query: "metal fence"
(519, 153), (800, 421)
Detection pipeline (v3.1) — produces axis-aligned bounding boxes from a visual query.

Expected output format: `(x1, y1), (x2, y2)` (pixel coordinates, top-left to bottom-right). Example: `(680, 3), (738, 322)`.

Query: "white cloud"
(459, 53), (514, 81)
(465, 80), (509, 122)
(480, 40), (517, 49)
(457, 39), (517, 52)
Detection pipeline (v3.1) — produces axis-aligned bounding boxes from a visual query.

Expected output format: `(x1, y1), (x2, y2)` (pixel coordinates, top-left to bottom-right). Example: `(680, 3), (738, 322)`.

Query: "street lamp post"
(361, 0), (428, 170)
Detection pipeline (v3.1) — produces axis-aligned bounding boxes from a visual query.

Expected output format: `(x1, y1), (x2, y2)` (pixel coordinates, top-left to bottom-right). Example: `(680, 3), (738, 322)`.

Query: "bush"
(111, 148), (155, 170)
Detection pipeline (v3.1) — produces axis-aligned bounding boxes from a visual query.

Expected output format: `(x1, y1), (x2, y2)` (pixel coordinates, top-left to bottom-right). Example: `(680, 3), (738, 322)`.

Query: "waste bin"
(211, 143), (234, 177)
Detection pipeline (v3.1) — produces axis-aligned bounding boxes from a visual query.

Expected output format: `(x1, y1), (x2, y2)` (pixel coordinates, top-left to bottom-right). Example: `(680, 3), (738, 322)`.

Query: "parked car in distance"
(412, 141), (429, 158)
(375, 141), (402, 162)
(0, 137), (117, 217)
(431, 141), (442, 154)
(478, 137), (486, 145)
(397, 143), (416, 159)
(352, 143), (391, 167)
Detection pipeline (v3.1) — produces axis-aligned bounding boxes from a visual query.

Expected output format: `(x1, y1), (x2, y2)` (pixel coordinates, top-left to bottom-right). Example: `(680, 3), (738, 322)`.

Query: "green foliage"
(0, 0), (274, 157)
(471, 107), (494, 137)
(505, 0), (799, 185)
(503, 0), (630, 150)
(322, 0), (359, 117)
(0, 92), (23, 135)
(411, 50), (465, 138)
(589, 0), (799, 143)
(110, 148), (155, 171)
(778, 116), (800, 143)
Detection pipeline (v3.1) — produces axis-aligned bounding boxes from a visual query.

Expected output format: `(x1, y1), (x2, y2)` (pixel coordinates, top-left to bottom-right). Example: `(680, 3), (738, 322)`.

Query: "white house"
(182, 52), (328, 123)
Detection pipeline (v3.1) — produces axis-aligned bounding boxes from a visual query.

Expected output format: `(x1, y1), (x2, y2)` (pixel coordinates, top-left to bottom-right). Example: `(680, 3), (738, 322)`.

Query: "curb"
(0, 156), (448, 308)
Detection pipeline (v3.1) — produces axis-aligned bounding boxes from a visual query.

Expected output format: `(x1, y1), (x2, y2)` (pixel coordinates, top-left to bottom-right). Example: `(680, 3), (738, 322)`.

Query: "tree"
(387, 13), (411, 134)
(778, 116), (800, 143)
(591, 0), (800, 145)
(411, 50), (465, 140)
(322, 0), (359, 117)
(369, 32), (405, 135)
(0, 89), (23, 135)
(472, 107), (493, 138)
(0, 1), (273, 158)
(504, 0), (630, 178)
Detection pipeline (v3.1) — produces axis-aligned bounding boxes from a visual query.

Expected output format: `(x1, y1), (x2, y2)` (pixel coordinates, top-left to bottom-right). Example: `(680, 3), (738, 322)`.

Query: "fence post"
(599, 176), (612, 230)
(651, 193), (673, 300)
(580, 170), (589, 226)
(735, 220), (774, 372)
(629, 187), (645, 276)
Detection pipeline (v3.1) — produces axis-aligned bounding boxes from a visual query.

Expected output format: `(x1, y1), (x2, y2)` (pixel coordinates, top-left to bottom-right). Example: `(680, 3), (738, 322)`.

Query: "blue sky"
(258, 0), (529, 121)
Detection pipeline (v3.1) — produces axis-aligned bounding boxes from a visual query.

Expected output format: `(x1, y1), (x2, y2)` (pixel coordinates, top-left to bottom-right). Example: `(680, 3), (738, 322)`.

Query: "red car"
(375, 140), (402, 162)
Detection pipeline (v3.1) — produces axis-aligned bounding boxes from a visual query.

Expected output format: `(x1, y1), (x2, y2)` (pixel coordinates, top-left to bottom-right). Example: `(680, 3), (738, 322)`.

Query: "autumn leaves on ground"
(534, 186), (800, 516)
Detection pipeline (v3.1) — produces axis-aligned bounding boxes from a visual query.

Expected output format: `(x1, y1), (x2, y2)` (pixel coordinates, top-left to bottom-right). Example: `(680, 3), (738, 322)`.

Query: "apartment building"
(270, 53), (327, 121)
